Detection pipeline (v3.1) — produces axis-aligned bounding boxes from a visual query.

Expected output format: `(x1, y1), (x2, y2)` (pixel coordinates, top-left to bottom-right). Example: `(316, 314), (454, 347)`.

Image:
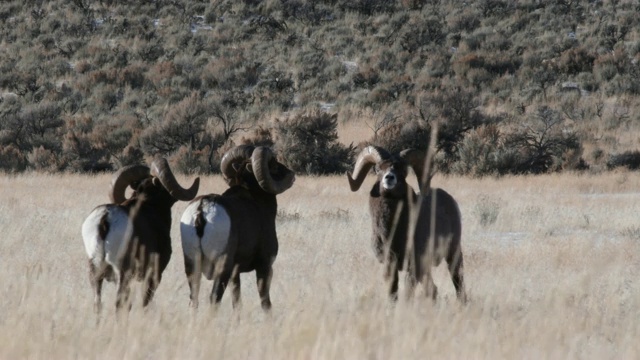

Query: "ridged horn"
(150, 157), (200, 201)
(347, 146), (391, 192)
(399, 148), (427, 186)
(251, 146), (295, 194)
(110, 165), (151, 204)
(220, 145), (255, 186)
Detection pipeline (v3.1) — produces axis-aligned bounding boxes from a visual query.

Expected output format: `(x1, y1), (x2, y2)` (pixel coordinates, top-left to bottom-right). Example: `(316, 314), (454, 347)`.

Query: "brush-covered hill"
(0, 0), (638, 175)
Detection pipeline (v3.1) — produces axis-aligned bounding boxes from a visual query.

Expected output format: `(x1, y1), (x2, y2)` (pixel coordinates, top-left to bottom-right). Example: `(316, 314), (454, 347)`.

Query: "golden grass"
(1, 171), (640, 359)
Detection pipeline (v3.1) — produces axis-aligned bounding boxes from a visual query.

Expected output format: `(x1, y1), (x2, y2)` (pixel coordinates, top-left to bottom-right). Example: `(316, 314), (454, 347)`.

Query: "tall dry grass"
(1, 171), (639, 359)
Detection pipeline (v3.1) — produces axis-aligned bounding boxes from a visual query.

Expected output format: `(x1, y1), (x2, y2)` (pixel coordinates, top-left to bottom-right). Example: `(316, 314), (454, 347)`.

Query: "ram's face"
(376, 161), (407, 191)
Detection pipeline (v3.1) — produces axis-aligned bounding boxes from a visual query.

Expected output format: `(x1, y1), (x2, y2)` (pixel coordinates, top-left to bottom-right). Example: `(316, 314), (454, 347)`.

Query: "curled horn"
(347, 146), (391, 192)
(150, 157), (200, 201)
(110, 165), (151, 204)
(221, 145), (255, 186)
(251, 146), (295, 194)
(399, 148), (427, 187)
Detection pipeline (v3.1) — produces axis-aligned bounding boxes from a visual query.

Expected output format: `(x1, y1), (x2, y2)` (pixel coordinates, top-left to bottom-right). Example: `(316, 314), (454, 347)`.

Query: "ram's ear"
(246, 163), (253, 173)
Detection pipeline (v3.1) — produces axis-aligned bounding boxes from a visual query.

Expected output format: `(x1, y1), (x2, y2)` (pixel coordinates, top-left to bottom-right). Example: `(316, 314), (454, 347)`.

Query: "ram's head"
(110, 157), (200, 204)
(347, 146), (426, 197)
(220, 145), (295, 194)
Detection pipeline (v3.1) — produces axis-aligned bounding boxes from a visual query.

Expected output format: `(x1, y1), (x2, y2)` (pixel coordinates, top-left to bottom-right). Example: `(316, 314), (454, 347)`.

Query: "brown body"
(349, 146), (466, 302)
(82, 158), (199, 311)
(181, 146), (294, 310)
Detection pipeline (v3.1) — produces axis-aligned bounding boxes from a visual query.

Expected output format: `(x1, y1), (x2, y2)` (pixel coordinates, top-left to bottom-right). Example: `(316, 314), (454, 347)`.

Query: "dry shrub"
(453, 108), (585, 176)
(368, 119), (430, 155)
(0, 145), (27, 172)
(118, 63), (147, 89)
(557, 47), (595, 75)
(27, 146), (58, 172)
(352, 67), (380, 89)
(148, 61), (177, 88)
(452, 124), (515, 176)
(607, 150), (640, 170)
(273, 110), (354, 175)
(453, 53), (520, 80)
(169, 145), (212, 174)
(505, 106), (583, 174)
(73, 60), (93, 74)
(399, 16), (445, 52)
(140, 93), (209, 156)
(239, 126), (275, 148)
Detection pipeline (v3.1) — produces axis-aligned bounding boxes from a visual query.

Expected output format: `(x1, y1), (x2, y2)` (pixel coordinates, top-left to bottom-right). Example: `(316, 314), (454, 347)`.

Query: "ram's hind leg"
(388, 270), (400, 301)
(184, 254), (202, 308)
(423, 269), (438, 301)
(256, 265), (273, 311)
(231, 267), (241, 309)
(115, 269), (132, 311)
(448, 251), (467, 304)
(404, 272), (417, 301)
(89, 261), (104, 313)
(210, 271), (231, 306)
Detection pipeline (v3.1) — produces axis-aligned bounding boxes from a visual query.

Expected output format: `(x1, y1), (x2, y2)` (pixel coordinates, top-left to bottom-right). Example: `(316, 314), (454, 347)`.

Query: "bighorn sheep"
(81, 158), (200, 311)
(180, 145), (295, 310)
(347, 146), (466, 302)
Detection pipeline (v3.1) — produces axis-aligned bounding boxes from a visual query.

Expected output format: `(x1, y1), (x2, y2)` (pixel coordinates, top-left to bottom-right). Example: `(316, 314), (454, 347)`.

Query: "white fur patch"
(81, 205), (132, 269)
(382, 170), (397, 190)
(180, 201), (204, 265)
(200, 201), (231, 259)
(82, 206), (107, 266)
(180, 198), (231, 278)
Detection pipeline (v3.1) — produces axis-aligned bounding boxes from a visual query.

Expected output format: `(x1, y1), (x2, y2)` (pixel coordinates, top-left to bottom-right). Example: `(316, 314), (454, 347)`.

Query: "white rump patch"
(82, 206), (107, 266)
(81, 205), (132, 269)
(180, 198), (231, 277)
(181, 201), (204, 265)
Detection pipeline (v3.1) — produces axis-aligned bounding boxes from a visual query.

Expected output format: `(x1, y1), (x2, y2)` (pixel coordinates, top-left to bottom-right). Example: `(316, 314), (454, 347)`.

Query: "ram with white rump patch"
(180, 145), (295, 310)
(82, 158), (199, 311)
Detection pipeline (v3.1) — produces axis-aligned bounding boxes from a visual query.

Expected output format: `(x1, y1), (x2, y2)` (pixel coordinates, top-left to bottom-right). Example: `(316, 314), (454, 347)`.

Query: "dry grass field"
(1, 171), (640, 359)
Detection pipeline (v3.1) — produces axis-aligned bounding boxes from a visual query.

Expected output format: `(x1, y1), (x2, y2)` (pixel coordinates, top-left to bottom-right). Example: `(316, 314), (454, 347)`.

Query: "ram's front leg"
(384, 259), (400, 301)
(404, 254), (417, 300)
(372, 234), (385, 264)
(231, 271), (241, 309)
